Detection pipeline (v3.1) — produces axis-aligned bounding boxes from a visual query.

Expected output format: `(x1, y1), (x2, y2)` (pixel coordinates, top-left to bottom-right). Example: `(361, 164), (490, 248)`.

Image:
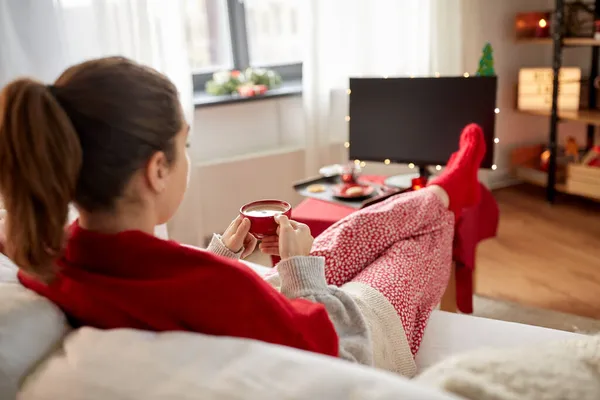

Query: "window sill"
(193, 80), (302, 108)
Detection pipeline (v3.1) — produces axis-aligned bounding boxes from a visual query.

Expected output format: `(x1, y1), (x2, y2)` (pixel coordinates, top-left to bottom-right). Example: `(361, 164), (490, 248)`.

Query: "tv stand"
(418, 165), (431, 179)
(384, 165), (432, 189)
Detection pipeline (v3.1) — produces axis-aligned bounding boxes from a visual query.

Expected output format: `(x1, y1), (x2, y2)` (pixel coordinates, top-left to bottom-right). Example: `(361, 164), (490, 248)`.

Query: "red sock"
(428, 123), (486, 216)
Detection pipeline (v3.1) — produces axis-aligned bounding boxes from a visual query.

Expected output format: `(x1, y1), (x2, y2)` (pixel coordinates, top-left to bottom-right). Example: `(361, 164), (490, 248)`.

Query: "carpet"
(472, 295), (600, 334)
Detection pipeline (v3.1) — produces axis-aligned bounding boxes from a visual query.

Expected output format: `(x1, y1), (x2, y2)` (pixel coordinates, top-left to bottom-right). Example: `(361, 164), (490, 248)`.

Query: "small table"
(291, 176), (499, 314)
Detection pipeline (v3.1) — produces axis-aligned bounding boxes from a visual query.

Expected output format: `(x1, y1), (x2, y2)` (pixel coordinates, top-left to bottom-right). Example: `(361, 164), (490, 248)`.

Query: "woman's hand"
(259, 215), (313, 260)
(221, 215), (257, 258)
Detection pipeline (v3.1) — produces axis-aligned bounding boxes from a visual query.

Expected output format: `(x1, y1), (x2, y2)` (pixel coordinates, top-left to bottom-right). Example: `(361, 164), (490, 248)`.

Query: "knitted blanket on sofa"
(417, 334), (600, 400)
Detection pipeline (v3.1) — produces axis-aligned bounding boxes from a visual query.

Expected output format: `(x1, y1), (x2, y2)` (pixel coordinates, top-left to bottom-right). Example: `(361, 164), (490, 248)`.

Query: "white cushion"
(20, 327), (459, 400)
(0, 252), (17, 283)
(0, 281), (69, 399)
(0, 257), (455, 400)
(416, 310), (581, 371)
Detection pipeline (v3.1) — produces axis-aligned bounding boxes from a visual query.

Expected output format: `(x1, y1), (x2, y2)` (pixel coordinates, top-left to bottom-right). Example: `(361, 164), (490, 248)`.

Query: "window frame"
(191, 0), (302, 93)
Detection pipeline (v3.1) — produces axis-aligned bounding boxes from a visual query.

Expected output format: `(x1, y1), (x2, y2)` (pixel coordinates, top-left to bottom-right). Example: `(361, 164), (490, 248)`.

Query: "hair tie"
(45, 85), (70, 119)
(46, 84), (57, 96)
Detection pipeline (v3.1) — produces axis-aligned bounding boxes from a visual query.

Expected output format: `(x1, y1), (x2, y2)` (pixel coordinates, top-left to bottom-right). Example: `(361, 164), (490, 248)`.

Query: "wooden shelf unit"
(517, 109), (600, 125)
(510, 144), (568, 193)
(517, 37), (600, 46)
(516, 0), (600, 203)
(515, 166), (568, 193)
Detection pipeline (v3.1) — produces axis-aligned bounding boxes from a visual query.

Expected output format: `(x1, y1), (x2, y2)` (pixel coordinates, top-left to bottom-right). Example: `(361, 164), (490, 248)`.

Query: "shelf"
(515, 166), (567, 193)
(517, 37), (600, 46)
(517, 109), (600, 125)
(515, 164), (600, 201)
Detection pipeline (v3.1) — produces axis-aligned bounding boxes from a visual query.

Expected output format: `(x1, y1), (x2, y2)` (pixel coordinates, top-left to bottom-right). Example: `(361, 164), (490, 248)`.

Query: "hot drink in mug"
(240, 200), (292, 239)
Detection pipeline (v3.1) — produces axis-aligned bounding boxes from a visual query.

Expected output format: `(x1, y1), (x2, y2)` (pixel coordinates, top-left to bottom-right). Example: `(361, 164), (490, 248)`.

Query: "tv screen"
(349, 77), (497, 168)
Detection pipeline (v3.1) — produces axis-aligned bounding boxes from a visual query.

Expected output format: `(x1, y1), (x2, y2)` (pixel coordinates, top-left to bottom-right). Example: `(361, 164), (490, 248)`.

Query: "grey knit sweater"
(207, 234), (416, 376)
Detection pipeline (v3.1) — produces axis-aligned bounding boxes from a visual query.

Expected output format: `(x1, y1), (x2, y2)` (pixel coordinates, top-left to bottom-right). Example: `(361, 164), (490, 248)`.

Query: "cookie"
(307, 184), (326, 193)
(345, 186), (364, 197)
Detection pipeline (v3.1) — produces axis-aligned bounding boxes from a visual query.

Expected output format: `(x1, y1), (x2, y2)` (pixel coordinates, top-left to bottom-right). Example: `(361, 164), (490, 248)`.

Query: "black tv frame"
(348, 76), (497, 172)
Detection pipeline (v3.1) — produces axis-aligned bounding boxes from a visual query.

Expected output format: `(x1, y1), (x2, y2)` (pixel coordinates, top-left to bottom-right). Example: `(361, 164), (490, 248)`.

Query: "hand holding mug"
(222, 215), (257, 258)
(259, 215), (313, 260)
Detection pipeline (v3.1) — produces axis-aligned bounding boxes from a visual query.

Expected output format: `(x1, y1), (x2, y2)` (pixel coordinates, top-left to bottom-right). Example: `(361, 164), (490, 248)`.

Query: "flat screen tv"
(348, 77), (497, 169)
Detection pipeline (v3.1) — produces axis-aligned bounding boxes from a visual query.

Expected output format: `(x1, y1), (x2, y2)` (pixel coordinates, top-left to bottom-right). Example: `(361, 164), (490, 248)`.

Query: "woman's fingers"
(261, 235), (279, 245)
(275, 216), (309, 235)
(223, 215), (243, 237)
(237, 218), (251, 236)
(241, 233), (257, 258)
(289, 220), (306, 230)
(275, 214), (292, 230)
(296, 222), (310, 233)
(222, 215), (248, 253)
(260, 235), (280, 256)
(259, 240), (279, 249)
(259, 243), (280, 255)
(259, 241), (279, 249)
(260, 248), (280, 256)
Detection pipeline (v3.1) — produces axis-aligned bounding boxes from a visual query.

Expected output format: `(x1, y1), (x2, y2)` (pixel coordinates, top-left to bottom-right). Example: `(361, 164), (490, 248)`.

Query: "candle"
(535, 18), (550, 38)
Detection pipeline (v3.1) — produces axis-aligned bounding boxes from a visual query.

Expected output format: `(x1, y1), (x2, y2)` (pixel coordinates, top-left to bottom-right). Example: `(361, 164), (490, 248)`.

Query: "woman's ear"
(146, 151), (169, 193)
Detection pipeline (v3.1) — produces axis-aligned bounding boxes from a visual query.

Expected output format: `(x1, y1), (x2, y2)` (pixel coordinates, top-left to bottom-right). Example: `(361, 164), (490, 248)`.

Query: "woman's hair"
(0, 57), (183, 279)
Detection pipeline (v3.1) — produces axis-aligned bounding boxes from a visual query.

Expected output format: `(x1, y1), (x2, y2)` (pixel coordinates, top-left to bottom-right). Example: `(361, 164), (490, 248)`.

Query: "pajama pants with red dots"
(310, 189), (454, 356)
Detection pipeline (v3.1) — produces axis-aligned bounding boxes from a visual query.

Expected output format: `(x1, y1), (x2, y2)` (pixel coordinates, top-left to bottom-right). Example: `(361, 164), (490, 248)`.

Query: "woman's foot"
(428, 123), (486, 216)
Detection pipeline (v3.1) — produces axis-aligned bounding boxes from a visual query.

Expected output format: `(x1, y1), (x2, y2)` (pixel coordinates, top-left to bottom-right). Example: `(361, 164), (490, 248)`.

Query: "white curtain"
(0, 0), (193, 240)
(302, 0), (464, 176)
(1, 0), (193, 123)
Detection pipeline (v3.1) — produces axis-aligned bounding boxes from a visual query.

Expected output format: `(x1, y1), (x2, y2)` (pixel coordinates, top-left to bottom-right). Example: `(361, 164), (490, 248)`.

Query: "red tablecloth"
(291, 176), (499, 313)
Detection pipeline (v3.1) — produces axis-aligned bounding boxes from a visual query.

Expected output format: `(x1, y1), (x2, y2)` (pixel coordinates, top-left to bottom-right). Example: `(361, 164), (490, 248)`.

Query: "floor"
(476, 185), (600, 319)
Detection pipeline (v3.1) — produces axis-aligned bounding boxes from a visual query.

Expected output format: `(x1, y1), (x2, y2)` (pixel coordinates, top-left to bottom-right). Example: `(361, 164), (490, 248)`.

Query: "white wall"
(192, 98), (306, 161)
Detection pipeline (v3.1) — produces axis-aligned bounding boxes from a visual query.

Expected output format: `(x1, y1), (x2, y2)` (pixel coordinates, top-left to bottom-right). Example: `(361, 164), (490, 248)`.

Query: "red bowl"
(240, 199), (292, 239)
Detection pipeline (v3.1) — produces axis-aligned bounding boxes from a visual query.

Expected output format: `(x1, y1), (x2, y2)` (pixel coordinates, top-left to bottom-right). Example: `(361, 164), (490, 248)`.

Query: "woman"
(0, 57), (484, 376)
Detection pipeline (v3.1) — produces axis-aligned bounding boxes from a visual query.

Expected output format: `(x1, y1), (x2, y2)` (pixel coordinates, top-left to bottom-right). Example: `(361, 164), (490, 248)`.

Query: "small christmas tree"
(476, 42), (495, 76)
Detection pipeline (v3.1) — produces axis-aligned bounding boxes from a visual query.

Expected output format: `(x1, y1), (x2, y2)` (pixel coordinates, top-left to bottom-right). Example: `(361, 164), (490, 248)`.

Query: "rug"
(473, 295), (600, 334)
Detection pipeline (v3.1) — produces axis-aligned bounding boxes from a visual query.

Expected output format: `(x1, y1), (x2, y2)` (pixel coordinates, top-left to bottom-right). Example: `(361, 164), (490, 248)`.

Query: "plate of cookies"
(331, 183), (375, 200)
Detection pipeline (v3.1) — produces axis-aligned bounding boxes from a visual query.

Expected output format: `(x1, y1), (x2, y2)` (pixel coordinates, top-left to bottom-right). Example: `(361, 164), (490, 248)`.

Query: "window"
(244, 0), (302, 66)
(184, 0), (233, 72)
(185, 0), (302, 92)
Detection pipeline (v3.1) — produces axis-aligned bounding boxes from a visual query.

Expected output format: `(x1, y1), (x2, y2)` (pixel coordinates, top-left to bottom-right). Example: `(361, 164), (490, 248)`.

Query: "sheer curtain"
(0, 0), (194, 241)
(302, 0), (464, 176)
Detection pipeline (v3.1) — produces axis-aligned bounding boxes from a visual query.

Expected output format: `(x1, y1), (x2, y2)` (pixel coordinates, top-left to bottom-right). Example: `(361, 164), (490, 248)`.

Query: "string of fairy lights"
(344, 73), (499, 172)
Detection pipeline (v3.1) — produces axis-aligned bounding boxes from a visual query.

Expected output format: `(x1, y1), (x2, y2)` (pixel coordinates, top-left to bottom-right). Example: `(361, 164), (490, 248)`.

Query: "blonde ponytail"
(0, 79), (82, 280)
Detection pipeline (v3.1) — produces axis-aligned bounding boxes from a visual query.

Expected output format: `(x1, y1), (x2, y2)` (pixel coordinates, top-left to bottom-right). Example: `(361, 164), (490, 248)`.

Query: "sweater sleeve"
(171, 254), (340, 359)
(206, 234), (243, 259)
(276, 256), (373, 366)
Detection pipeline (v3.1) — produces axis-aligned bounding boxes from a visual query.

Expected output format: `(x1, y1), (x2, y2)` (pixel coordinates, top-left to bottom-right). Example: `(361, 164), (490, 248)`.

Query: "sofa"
(0, 253), (582, 400)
